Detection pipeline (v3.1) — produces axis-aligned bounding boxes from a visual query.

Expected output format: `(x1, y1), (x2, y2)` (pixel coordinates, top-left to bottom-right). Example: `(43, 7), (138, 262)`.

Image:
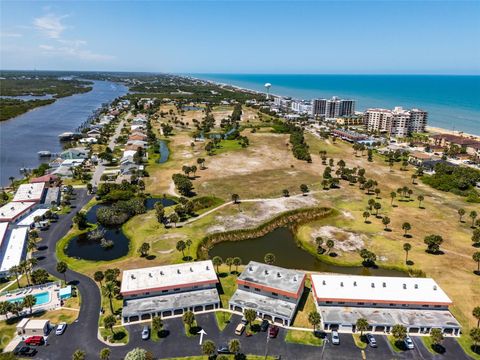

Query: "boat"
(58, 132), (82, 141)
(38, 151), (52, 157)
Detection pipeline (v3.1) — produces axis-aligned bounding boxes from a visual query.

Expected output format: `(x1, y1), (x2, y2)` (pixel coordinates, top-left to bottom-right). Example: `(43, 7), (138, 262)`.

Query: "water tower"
(264, 83), (272, 99)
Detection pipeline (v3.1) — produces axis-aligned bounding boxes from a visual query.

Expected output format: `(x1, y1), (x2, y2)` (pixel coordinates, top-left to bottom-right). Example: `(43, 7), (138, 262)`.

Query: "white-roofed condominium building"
(311, 274), (460, 336)
(120, 260), (220, 323)
(229, 261), (306, 326)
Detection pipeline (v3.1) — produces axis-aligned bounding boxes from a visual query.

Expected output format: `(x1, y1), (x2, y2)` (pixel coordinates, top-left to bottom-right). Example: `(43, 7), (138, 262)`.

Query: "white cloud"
(38, 41), (114, 62)
(0, 32), (22, 38)
(33, 13), (67, 39)
(33, 12), (114, 62)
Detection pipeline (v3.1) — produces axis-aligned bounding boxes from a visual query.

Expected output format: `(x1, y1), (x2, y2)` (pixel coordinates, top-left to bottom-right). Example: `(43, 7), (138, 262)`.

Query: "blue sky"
(1, 1), (479, 74)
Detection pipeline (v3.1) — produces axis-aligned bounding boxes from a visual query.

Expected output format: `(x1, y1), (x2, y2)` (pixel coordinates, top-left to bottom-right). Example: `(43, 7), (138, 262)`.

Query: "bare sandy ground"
(311, 226), (366, 252)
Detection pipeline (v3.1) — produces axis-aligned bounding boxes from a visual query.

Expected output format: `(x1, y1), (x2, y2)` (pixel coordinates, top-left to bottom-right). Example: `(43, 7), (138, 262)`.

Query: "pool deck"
(0, 282), (62, 320)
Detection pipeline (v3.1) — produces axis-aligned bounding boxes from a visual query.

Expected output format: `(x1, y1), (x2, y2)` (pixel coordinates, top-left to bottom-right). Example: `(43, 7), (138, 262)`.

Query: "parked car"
(141, 325), (150, 340)
(240, 316), (248, 324)
(260, 319), (270, 332)
(268, 325), (279, 338)
(331, 331), (340, 345)
(25, 336), (44, 346)
(55, 322), (67, 335)
(235, 323), (245, 336)
(14, 346), (37, 357)
(366, 333), (377, 347)
(217, 345), (230, 354)
(404, 336), (414, 350)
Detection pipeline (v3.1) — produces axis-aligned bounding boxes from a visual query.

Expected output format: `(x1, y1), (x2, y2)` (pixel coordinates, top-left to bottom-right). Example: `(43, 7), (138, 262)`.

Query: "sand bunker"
(207, 195), (319, 233)
(311, 226), (366, 252)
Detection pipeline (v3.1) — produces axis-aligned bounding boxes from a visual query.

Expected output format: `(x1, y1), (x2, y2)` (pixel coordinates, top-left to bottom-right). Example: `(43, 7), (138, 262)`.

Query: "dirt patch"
(311, 226), (366, 252)
(207, 195), (318, 233)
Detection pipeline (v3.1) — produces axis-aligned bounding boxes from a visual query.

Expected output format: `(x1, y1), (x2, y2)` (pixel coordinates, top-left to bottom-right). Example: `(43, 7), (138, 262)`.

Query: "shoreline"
(186, 74), (480, 138)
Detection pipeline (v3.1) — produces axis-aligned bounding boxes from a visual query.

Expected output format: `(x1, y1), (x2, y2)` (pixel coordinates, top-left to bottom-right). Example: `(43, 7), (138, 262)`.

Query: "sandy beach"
(426, 126), (480, 141)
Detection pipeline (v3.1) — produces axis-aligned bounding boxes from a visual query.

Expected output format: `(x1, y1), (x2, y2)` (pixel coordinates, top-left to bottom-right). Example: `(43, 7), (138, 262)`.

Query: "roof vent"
(265, 270), (269, 275)
(206, 266), (209, 270)
(383, 282), (386, 288)
(323, 280), (326, 285)
(160, 271), (164, 275)
(131, 274), (135, 279)
(293, 275), (298, 282)
(190, 267), (193, 272)
(277, 272), (281, 278)
(353, 281), (357, 286)
(403, 283), (407, 289)
(149, 273), (152, 277)
(177, 269), (181, 274)
(249, 266), (253, 272)
(371, 282), (375, 288)
(414, 284), (418, 289)
(340, 282), (344, 287)
(433, 285), (437, 291)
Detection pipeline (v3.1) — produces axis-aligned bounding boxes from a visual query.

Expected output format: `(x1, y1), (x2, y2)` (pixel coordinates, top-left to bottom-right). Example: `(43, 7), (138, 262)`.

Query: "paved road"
(91, 116), (127, 186)
(25, 189), (473, 359)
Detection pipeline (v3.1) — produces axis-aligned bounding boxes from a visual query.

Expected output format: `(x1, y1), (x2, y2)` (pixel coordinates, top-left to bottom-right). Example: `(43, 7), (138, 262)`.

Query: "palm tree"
(94, 271), (105, 287)
(182, 310), (195, 330)
(472, 306), (480, 327)
(458, 208), (466, 222)
(264, 253), (275, 265)
(225, 257), (234, 273)
(243, 308), (257, 328)
(403, 243), (412, 264)
(382, 216), (390, 231)
(470, 328), (480, 354)
(22, 294), (36, 314)
(9, 302), (23, 318)
(72, 350), (86, 360)
(152, 315), (163, 335)
(99, 348), (111, 360)
(470, 211), (478, 228)
(326, 240), (334, 254)
(233, 257), (242, 273)
(56, 261), (68, 284)
(169, 213), (179, 227)
(392, 324), (407, 342)
(373, 202), (382, 217)
(229, 338), (241, 354)
(308, 311), (321, 332)
(102, 281), (119, 314)
(417, 195), (424, 208)
(0, 301), (12, 320)
(201, 340), (216, 358)
(363, 211), (370, 223)
(176, 240), (186, 258)
(9, 265), (21, 288)
(473, 252), (480, 274)
(300, 184), (309, 195)
(19, 260), (31, 286)
(103, 314), (117, 336)
(212, 256), (223, 273)
(186, 239), (192, 256)
(356, 318), (369, 336)
(402, 222), (411, 237)
(231, 194), (240, 204)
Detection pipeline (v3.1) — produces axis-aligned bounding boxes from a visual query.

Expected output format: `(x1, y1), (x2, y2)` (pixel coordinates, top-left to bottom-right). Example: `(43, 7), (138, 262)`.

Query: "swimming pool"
(8, 291), (51, 306)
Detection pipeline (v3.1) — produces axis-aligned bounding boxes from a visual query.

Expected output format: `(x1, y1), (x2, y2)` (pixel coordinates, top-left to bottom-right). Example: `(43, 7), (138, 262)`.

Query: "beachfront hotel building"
(312, 97), (355, 119)
(364, 107), (428, 137)
(120, 260), (220, 323)
(311, 274), (460, 336)
(229, 261), (306, 326)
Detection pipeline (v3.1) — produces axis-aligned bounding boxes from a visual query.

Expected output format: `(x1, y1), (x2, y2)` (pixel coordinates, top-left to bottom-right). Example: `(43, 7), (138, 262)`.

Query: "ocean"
(190, 74), (480, 135)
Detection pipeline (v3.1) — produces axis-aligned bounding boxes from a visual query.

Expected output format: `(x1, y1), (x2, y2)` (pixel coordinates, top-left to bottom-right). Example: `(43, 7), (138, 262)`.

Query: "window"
(357, 302), (364, 305)
(243, 285), (250, 289)
(254, 288), (261, 292)
(174, 288), (180, 291)
(162, 290), (168, 293)
(339, 302), (345, 305)
(272, 292), (278, 296)
(326, 301), (332, 304)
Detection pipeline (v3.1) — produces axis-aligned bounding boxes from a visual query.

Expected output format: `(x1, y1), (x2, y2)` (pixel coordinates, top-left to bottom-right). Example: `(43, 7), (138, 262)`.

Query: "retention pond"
(209, 227), (405, 276)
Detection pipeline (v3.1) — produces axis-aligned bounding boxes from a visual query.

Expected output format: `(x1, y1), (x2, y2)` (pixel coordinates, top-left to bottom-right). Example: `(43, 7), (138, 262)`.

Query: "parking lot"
(16, 312), (472, 360)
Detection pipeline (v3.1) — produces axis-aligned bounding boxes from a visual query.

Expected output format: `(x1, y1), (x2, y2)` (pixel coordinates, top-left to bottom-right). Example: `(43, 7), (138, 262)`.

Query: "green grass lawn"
(352, 333), (368, 349)
(387, 336), (406, 352)
(99, 326), (129, 344)
(285, 330), (324, 346)
(215, 311), (232, 331)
